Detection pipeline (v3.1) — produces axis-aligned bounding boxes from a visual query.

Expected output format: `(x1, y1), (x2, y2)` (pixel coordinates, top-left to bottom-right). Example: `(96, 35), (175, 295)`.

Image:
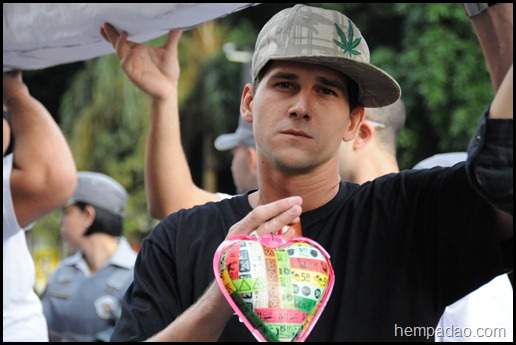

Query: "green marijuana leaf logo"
(333, 20), (362, 57)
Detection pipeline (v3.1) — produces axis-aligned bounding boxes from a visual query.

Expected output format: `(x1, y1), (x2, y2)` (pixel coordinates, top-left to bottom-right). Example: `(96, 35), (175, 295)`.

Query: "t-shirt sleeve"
(110, 221), (180, 341)
(466, 107), (513, 216)
(398, 164), (511, 308)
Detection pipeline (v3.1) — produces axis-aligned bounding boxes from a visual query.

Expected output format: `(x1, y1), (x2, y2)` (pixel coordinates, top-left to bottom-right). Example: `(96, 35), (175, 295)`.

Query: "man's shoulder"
(153, 193), (250, 237)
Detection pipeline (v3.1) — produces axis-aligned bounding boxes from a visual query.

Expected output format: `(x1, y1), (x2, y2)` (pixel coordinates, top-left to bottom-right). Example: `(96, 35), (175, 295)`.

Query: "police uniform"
(41, 237), (136, 342)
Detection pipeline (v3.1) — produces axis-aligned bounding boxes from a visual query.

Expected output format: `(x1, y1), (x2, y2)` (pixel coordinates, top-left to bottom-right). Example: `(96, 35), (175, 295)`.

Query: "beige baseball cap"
(251, 5), (401, 108)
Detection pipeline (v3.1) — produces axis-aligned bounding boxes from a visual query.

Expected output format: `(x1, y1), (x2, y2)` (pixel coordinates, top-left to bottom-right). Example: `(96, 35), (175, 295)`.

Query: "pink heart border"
(213, 233), (335, 342)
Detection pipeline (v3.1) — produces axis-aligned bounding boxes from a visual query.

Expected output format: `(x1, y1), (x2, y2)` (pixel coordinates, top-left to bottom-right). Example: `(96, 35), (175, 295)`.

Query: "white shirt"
(436, 276), (513, 342)
(3, 154), (49, 341)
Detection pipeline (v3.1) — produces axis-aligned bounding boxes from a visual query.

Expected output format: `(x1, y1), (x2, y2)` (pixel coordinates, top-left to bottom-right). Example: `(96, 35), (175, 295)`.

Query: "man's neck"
(352, 153), (399, 184)
(250, 163), (341, 212)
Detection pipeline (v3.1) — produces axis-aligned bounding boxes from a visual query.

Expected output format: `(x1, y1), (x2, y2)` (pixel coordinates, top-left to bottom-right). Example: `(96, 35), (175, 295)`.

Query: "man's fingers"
(255, 205), (302, 236)
(100, 23), (119, 45)
(101, 23), (138, 61)
(228, 196), (303, 237)
(163, 30), (183, 52)
(115, 31), (133, 60)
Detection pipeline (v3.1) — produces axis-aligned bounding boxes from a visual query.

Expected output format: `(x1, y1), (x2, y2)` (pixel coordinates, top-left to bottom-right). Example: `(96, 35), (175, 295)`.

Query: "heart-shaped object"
(213, 231), (334, 342)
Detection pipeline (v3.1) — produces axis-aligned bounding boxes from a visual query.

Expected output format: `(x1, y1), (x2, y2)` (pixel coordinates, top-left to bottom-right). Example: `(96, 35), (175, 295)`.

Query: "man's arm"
(466, 65), (513, 242)
(489, 65), (513, 120)
(145, 86), (220, 219)
(142, 196), (302, 341)
(465, 3), (513, 235)
(465, 3), (513, 93)
(3, 71), (77, 228)
(144, 281), (233, 342)
(101, 24), (220, 220)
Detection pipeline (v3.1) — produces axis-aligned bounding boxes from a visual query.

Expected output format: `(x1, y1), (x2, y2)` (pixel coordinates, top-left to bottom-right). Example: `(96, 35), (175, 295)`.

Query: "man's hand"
(100, 23), (182, 101)
(227, 196), (303, 239)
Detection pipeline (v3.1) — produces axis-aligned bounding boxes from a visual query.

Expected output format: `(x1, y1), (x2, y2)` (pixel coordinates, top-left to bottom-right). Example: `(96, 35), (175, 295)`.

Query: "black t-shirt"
(111, 163), (510, 342)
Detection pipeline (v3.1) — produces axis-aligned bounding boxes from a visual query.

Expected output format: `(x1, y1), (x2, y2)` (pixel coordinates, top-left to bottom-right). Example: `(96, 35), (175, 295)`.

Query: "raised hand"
(100, 23), (182, 101)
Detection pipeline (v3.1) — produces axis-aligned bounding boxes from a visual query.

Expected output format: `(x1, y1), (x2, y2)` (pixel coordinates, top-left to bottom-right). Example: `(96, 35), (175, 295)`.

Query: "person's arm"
(142, 196), (302, 341)
(466, 65), (513, 242)
(145, 84), (220, 219)
(465, 3), (513, 93)
(144, 281), (232, 342)
(489, 64), (513, 120)
(3, 71), (77, 228)
(464, 3), (513, 242)
(100, 24), (221, 220)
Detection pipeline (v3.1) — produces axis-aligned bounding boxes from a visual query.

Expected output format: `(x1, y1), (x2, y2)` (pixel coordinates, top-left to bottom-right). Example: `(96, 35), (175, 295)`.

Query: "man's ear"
(240, 83), (254, 123)
(343, 105), (365, 142)
(353, 121), (375, 150)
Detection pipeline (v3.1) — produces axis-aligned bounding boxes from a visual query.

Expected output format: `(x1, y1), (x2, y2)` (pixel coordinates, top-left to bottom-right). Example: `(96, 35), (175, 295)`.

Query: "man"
(214, 116), (258, 196)
(103, 5), (512, 341)
(133, 20), (396, 219)
(338, 98), (406, 184)
(3, 71), (77, 341)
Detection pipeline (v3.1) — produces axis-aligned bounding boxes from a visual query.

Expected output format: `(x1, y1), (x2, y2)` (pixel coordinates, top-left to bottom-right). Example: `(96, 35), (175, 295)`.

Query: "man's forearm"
(145, 93), (220, 219)
(144, 93), (186, 218)
(489, 65), (513, 120)
(146, 281), (233, 342)
(466, 3), (513, 93)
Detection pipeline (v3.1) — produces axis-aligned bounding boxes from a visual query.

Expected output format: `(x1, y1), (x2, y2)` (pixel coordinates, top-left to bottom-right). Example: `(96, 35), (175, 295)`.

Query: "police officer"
(41, 171), (137, 342)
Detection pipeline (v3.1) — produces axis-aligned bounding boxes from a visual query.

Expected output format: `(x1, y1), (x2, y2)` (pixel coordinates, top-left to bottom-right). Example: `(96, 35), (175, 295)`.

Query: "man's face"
(251, 60), (359, 174)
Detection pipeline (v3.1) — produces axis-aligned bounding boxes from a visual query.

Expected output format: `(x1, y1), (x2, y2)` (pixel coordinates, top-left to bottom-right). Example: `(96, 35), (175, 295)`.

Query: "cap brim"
(265, 56), (401, 108)
(214, 133), (239, 151)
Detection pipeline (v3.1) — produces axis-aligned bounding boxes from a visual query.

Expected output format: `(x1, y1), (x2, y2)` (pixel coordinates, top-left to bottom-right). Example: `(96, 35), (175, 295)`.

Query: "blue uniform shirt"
(41, 237), (137, 342)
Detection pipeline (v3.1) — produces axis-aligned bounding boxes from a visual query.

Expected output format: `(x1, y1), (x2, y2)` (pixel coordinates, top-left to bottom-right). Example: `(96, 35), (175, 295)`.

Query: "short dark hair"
(75, 201), (124, 237)
(365, 98), (406, 154)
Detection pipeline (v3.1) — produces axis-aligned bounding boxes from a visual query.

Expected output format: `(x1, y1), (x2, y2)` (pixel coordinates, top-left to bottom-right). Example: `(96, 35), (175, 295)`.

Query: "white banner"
(3, 3), (258, 71)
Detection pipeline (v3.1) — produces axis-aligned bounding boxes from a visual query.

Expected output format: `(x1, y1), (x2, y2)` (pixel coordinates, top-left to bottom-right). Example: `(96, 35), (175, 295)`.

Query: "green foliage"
(225, 18), (257, 51)
(179, 50), (245, 186)
(370, 4), (492, 168)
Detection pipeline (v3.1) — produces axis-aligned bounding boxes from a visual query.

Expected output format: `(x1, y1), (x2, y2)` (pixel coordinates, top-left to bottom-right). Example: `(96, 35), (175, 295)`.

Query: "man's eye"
(320, 88), (336, 95)
(276, 82), (292, 89)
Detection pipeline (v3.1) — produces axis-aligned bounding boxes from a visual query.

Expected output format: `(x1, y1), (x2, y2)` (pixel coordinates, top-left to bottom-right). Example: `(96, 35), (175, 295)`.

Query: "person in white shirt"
(3, 71), (77, 342)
